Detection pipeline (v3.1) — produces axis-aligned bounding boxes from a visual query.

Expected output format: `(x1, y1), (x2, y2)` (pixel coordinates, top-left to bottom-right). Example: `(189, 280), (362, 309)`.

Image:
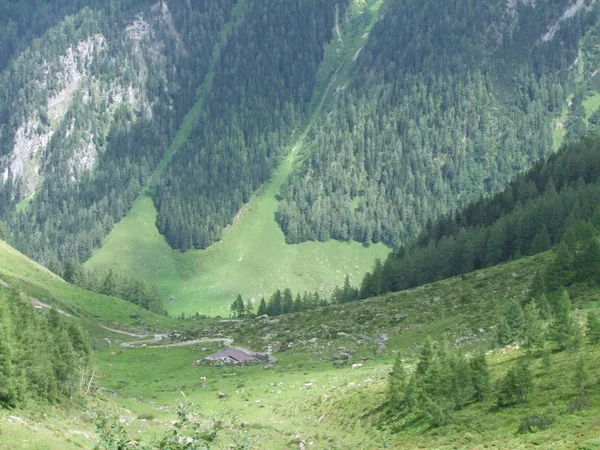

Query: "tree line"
(61, 260), (164, 314)
(357, 136), (600, 299)
(154, 0), (344, 251)
(0, 287), (91, 408)
(276, 0), (598, 248)
(388, 281), (600, 429)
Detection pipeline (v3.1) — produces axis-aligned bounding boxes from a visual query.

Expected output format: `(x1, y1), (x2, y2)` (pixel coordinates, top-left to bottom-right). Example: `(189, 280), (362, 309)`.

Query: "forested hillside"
(154, 0), (343, 250)
(357, 135), (600, 298)
(0, 0), (236, 268)
(0, 287), (90, 407)
(0, 0), (599, 280)
(277, 0), (600, 248)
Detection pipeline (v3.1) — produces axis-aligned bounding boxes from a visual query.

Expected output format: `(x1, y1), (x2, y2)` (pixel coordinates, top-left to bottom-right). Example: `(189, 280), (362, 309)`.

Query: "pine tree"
(293, 293), (302, 312)
(496, 359), (534, 406)
(267, 290), (283, 316)
(257, 297), (267, 316)
(529, 225), (552, 255)
(0, 294), (17, 407)
(245, 300), (254, 317)
(388, 354), (408, 411)
(282, 288), (293, 314)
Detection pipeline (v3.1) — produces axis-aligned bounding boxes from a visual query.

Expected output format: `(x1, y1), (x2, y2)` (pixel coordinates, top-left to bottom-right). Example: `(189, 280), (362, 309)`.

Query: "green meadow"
(86, 0), (390, 317)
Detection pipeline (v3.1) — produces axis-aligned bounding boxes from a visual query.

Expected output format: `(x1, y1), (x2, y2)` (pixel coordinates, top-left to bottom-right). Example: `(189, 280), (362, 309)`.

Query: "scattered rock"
(376, 343), (386, 355)
(308, 337), (318, 344)
(394, 313), (407, 322)
(332, 352), (351, 361)
(8, 416), (25, 424)
(255, 314), (269, 320)
(476, 273), (484, 279)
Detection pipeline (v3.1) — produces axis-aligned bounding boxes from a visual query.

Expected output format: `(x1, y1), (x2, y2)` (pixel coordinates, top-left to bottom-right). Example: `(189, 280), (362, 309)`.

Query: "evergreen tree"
(0, 294), (17, 406)
(293, 293), (302, 313)
(529, 225), (552, 255)
(470, 351), (491, 402)
(282, 288), (293, 315)
(388, 354), (408, 412)
(496, 359), (534, 407)
(521, 302), (545, 352)
(230, 295), (245, 318)
(257, 297), (267, 316)
(549, 289), (574, 351)
(267, 290), (283, 316)
(245, 300), (254, 318)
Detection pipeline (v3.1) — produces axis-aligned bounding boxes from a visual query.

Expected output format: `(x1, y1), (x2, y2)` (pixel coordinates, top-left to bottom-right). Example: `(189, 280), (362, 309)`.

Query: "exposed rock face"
(0, 1), (180, 199)
(542, 0), (596, 42)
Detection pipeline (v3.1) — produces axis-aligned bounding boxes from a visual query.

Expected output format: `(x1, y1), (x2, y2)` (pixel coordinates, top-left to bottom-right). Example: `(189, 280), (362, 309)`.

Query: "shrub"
(517, 414), (554, 433)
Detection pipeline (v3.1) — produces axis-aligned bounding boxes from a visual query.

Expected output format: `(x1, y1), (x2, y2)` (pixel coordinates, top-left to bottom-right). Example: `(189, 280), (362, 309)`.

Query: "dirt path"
(98, 325), (149, 338)
(118, 334), (234, 349)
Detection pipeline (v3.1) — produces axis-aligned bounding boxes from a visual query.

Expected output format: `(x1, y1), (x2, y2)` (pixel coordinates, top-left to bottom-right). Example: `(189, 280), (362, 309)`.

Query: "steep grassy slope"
(86, 0), (390, 317)
(0, 239), (176, 329)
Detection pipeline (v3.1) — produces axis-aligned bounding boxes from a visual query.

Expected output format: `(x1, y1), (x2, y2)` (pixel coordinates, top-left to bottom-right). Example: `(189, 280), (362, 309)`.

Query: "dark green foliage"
(521, 302), (546, 352)
(496, 359), (534, 407)
(0, 288), (90, 408)
(529, 225), (552, 255)
(587, 311), (600, 345)
(277, 0), (597, 248)
(388, 339), (489, 428)
(61, 261), (163, 314)
(470, 352), (491, 402)
(517, 414), (555, 434)
(549, 289), (575, 351)
(357, 136), (600, 299)
(0, 1), (237, 267)
(496, 300), (523, 346)
(230, 294), (245, 318)
(155, 0), (342, 250)
(257, 297), (267, 316)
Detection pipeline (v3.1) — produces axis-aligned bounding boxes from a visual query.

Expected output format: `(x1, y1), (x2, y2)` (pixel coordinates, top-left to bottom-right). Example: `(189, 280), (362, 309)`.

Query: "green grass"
(584, 92), (600, 124)
(86, 0), (390, 317)
(0, 239), (177, 330)
(88, 250), (600, 449)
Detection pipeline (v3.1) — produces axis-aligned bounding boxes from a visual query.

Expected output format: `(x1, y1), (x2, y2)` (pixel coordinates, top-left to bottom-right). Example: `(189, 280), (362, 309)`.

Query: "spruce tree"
(257, 297), (267, 316)
(529, 225), (552, 255)
(282, 288), (293, 314)
(0, 294), (17, 406)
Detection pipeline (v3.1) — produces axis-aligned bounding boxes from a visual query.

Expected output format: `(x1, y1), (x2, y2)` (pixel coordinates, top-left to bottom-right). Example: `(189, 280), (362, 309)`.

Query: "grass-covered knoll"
(0, 239), (176, 330)
(86, 0), (390, 317)
(89, 248), (600, 449)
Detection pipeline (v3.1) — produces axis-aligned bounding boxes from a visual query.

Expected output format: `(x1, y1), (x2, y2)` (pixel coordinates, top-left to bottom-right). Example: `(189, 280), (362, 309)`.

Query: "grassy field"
(3, 239), (600, 449)
(0, 239), (178, 330)
(84, 250), (600, 449)
(86, 0), (390, 317)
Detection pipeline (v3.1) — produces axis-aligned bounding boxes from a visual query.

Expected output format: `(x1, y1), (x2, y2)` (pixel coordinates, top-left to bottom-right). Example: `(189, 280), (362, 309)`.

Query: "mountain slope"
(86, 1), (390, 317)
(0, 0), (236, 267)
(277, 0), (600, 248)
